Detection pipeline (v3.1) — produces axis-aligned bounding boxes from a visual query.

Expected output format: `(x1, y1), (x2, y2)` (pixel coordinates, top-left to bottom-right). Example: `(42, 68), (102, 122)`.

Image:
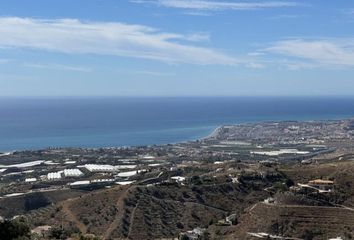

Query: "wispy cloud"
(268, 14), (302, 20)
(339, 8), (354, 21)
(246, 62), (265, 69)
(0, 17), (237, 65)
(0, 58), (12, 64)
(341, 8), (354, 16)
(273, 59), (316, 70)
(183, 11), (213, 16)
(183, 33), (210, 42)
(135, 70), (175, 76)
(264, 38), (354, 67)
(24, 63), (91, 72)
(131, 0), (301, 11)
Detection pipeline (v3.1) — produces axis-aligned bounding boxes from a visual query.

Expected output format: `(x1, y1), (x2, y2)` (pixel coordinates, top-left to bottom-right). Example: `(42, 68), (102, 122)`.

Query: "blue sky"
(0, 0), (354, 96)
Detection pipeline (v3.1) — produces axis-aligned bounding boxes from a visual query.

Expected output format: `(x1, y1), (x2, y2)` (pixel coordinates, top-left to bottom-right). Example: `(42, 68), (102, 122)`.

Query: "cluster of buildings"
(293, 179), (335, 193)
(69, 178), (116, 189)
(45, 164), (144, 181)
(47, 169), (83, 180)
(179, 227), (206, 240)
(83, 164), (117, 172)
(217, 214), (237, 226)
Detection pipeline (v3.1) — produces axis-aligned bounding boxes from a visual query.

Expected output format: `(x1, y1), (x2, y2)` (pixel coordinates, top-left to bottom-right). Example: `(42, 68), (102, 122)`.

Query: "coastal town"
(1, 119), (354, 239)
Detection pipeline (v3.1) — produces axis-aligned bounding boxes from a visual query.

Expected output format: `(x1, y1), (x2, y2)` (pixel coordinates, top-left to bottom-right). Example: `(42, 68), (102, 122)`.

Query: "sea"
(0, 96), (354, 152)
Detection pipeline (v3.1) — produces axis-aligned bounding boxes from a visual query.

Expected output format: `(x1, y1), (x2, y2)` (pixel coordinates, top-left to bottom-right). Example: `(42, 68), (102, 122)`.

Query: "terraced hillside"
(0, 189), (84, 218)
(219, 202), (354, 240)
(46, 180), (270, 239)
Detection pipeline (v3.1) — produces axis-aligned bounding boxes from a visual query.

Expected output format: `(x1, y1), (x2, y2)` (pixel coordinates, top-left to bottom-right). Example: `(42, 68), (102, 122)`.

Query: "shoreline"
(1, 96), (354, 153)
(1, 117), (352, 154)
(200, 126), (222, 140)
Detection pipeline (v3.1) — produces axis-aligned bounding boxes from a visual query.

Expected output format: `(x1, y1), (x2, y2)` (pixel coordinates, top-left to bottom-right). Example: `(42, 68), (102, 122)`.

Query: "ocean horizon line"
(2, 116), (354, 153)
(1, 95), (354, 99)
(1, 97), (354, 152)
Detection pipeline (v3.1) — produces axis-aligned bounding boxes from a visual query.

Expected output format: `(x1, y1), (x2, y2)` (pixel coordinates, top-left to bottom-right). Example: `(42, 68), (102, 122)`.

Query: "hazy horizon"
(1, 95), (354, 99)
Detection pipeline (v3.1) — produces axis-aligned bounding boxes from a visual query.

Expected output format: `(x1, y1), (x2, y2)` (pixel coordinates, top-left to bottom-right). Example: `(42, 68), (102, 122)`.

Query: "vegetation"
(0, 217), (31, 240)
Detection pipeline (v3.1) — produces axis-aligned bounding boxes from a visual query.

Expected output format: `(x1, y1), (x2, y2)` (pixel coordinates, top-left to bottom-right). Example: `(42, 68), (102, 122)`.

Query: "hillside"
(37, 179), (271, 239)
(217, 202), (354, 240)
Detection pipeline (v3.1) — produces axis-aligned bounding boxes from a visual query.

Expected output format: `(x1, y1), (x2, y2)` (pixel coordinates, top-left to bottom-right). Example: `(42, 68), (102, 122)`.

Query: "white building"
(116, 181), (135, 185)
(25, 178), (37, 183)
(83, 164), (117, 172)
(117, 169), (147, 178)
(63, 169), (83, 177)
(69, 180), (90, 187)
(171, 176), (186, 183)
(47, 172), (62, 180)
(91, 179), (115, 184)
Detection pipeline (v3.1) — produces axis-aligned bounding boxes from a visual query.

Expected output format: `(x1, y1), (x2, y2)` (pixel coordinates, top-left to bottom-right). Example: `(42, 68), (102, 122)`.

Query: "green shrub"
(0, 217), (31, 240)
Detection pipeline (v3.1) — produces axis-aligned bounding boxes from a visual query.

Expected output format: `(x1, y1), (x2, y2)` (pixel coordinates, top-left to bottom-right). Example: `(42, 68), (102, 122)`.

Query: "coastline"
(200, 126), (222, 140)
(1, 117), (353, 154)
(2, 96), (354, 152)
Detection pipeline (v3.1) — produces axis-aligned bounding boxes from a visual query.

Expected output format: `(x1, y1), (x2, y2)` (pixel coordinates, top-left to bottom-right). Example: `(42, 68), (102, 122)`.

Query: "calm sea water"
(0, 97), (354, 152)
